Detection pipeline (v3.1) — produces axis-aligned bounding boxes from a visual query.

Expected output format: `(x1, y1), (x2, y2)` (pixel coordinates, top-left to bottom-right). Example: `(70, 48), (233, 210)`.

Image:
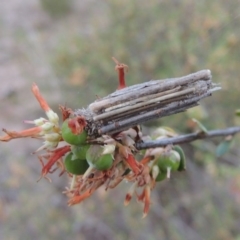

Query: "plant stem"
(136, 126), (240, 149)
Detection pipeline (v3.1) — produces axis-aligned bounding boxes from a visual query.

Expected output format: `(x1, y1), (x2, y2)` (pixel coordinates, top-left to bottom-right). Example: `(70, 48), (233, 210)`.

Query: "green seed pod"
(61, 119), (87, 145)
(86, 145), (114, 171)
(157, 150), (180, 178)
(173, 145), (186, 171)
(157, 151), (180, 171)
(71, 145), (90, 160)
(64, 152), (89, 175)
(151, 164), (167, 182)
(94, 154), (113, 171)
(156, 171), (167, 182)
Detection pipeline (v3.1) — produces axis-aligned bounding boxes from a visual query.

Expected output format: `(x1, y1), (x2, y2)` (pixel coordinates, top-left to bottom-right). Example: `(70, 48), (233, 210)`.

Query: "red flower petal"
(32, 83), (51, 112)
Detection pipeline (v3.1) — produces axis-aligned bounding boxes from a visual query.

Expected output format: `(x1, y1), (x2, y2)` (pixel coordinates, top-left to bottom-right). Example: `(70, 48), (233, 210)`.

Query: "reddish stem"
(41, 145), (71, 177)
(125, 154), (142, 175)
(68, 189), (93, 205)
(32, 83), (51, 112)
(117, 66), (126, 89)
(0, 126), (42, 142)
(143, 186), (151, 218)
(140, 156), (154, 165)
(112, 57), (128, 89)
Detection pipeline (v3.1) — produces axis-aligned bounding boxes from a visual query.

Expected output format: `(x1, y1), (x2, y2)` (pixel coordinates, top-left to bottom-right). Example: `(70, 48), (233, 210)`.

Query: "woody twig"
(76, 70), (221, 137)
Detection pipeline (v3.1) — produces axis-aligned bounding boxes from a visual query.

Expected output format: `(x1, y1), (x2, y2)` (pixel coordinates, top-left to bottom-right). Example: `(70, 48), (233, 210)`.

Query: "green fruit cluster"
(61, 119), (90, 175)
(61, 119), (114, 175)
(61, 119), (186, 180)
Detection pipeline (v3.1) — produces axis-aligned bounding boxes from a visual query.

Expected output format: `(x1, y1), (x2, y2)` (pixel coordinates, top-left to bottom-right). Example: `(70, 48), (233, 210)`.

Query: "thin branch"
(136, 126), (240, 150)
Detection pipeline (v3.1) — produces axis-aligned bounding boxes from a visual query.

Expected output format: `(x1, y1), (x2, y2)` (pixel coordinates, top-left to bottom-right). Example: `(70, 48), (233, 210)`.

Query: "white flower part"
(152, 165), (160, 180)
(34, 140), (58, 153)
(171, 150), (181, 162)
(45, 141), (59, 149)
(122, 136), (135, 147)
(34, 118), (48, 126)
(103, 136), (116, 145)
(115, 129), (138, 151)
(145, 147), (165, 159)
(46, 109), (59, 125)
(41, 122), (55, 132)
(102, 144), (116, 155)
(44, 133), (61, 142)
(122, 128), (137, 139)
(154, 128), (168, 137)
(153, 127), (177, 138)
(167, 167), (171, 179)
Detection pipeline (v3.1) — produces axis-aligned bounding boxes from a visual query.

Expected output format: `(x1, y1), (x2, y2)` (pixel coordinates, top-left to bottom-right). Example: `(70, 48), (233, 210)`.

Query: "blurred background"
(0, 0), (240, 239)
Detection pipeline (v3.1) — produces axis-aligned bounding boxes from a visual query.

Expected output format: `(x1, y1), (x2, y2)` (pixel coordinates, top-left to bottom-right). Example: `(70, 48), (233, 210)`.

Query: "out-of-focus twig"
(136, 126), (240, 149)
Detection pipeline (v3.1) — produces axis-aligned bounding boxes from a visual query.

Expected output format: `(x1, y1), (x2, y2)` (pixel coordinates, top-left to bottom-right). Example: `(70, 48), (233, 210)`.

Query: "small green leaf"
(216, 139), (233, 157)
(192, 118), (208, 133)
(235, 109), (240, 117)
